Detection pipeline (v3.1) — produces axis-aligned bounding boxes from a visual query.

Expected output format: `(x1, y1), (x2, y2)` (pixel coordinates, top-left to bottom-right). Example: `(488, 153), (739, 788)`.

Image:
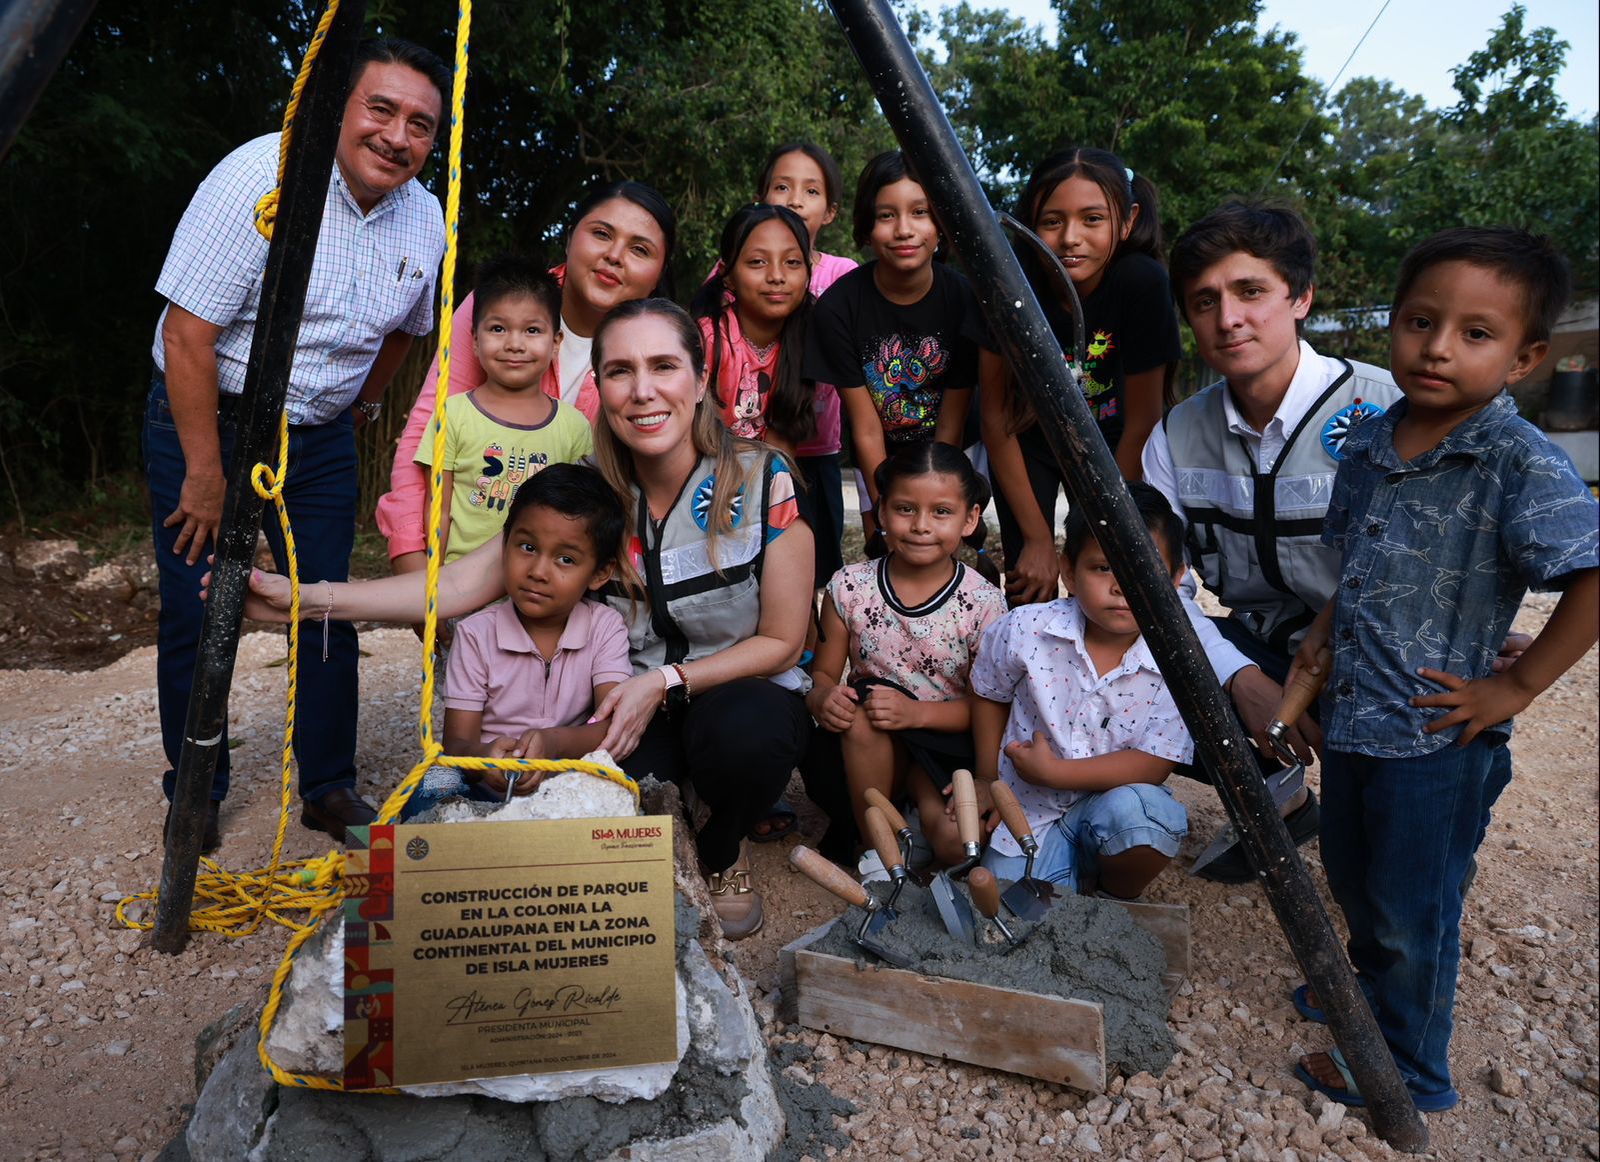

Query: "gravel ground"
(0, 592), (1594, 1160)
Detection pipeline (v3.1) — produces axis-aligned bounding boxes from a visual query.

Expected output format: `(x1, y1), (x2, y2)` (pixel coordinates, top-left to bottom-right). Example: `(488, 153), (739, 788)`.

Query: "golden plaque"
(343, 817), (677, 1089)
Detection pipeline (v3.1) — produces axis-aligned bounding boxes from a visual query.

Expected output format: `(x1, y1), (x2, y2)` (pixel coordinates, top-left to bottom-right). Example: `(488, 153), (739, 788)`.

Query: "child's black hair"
(1169, 201), (1317, 332)
(472, 254), (563, 331)
(1019, 146), (1164, 265)
(757, 141), (845, 213)
(851, 149), (931, 250)
(1062, 481), (1184, 574)
(502, 463), (626, 570)
(689, 203), (816, 445)
(1392, 226), (1571, 346)
(873, 442), (999, 585)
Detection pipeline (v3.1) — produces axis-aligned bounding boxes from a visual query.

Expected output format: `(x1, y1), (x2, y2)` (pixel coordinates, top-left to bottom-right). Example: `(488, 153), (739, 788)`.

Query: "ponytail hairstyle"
(689, 204), (817, 446)
(565, 180), (679, 300)
(756, 141), (845, 215)
(872, 442), (1000, 586)
(1006, 147), (1167, 432)
(589, 298), (772, 578)
(1019, 146), (1163, 265)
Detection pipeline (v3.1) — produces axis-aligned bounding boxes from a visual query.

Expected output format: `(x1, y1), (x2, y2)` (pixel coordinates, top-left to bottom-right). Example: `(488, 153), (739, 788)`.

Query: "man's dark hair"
(351, 36), (451, 110)
(1392, 226), (1571, 345)
(503, 463), (626, 570)
(472, 254), (562, 330)
(1063, 481), (1185, 573)
(1169, 201), (1317, 326)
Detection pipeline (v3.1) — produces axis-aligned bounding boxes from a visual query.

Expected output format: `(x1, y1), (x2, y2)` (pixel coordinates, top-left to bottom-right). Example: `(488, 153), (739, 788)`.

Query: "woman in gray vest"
(239, 299), (816, 941)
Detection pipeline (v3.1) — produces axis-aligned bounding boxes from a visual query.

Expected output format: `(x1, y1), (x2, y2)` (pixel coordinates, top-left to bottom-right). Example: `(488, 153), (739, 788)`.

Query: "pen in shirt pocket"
(396, 256), (409, 282)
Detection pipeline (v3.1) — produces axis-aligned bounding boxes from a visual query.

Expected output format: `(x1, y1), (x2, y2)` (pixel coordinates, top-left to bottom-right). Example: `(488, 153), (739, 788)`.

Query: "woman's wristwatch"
(657, 663), (691, 711)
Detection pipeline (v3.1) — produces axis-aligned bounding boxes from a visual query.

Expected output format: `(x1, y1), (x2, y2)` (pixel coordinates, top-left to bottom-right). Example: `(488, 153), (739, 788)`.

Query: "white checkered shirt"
(152, 133), (444, 424)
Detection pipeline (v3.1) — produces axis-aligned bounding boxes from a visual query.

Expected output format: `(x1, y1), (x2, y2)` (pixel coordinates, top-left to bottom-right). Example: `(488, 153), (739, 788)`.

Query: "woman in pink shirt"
(376, 181), (677, 573)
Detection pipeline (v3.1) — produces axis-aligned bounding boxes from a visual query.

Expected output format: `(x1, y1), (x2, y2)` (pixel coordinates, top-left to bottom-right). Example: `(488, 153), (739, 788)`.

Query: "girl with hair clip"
(691, 204), (815, 460)
(806, 442), (1006, 875)
(803, 150), (987, 554)
(980, 147), (1183, 605)
(378, 180), (677, 574)
(756, 141), (857, 586)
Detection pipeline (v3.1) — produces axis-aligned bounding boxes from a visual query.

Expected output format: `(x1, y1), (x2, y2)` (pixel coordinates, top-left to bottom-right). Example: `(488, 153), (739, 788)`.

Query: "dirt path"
(1, 597), (1594, 1160)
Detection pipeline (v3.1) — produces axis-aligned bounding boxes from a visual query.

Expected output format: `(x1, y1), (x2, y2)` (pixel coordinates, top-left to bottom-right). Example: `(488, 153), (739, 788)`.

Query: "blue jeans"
(1320, 740), (1512, 1097)
(143, 371), (360, 804)
(980, 783), (1188, 894)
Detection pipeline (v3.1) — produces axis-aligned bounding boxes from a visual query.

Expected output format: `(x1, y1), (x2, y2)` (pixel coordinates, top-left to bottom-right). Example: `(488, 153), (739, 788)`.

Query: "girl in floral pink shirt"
(807, 443), (1005, 866)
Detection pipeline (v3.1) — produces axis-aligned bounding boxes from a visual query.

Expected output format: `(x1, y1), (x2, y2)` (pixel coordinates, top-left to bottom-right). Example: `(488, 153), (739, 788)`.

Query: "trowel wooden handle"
(864, 807), (905, 876)
(968, 867), (1001, 919)
(951, 769), (979, 847)
(863, 788), (910, 835)
(790, 845), (870, 908)
(1276, 648), (1331, 727)
(988, 781), (1032, 845)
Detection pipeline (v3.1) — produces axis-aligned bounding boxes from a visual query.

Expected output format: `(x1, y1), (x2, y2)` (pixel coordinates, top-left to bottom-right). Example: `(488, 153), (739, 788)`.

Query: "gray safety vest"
(602, 450), (808, 690)
(1164, 359), (1398, 652)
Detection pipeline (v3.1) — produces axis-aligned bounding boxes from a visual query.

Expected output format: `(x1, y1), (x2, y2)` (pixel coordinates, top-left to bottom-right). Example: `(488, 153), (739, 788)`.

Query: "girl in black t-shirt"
(804, 150), (985, 547)
(979, 146), (1183, 605)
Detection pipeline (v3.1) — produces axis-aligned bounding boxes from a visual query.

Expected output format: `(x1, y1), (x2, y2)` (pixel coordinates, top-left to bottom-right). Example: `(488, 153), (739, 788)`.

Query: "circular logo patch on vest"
(691, 474), (745, 531)
(1321, 399), (1384, 460)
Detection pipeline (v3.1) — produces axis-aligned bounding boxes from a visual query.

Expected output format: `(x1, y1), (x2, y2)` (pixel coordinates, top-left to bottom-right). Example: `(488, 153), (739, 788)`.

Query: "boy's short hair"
(472, 254), (562, 330)
(502, 463), (625, 569)
(1169, 201), (1317, 323)
(1392, 226), (1571, 345)
(1063, 482), (1185, 573)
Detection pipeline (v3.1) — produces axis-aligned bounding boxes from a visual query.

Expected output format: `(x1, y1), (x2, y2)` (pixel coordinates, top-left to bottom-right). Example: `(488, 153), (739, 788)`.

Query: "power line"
(1257, 0), (1396, 193)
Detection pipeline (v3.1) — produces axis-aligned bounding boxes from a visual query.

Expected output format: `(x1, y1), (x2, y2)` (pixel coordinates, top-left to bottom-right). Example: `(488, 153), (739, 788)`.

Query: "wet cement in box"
(812, 882), (1176, 1077)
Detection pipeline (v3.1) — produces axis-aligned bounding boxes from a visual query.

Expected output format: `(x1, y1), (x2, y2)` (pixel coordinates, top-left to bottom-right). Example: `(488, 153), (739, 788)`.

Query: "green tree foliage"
(928, 0), (1326, 231)
(1388, 5), (1598, 288)
(0, 0), (887, 522)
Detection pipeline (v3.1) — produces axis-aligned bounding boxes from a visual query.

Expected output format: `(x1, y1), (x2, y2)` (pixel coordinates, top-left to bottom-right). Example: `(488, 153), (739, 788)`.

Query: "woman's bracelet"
(320, 581), (335, 662)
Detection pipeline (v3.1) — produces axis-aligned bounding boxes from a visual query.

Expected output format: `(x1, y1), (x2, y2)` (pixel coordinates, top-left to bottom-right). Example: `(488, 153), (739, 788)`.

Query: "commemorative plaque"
(343, 817), (677, 1089)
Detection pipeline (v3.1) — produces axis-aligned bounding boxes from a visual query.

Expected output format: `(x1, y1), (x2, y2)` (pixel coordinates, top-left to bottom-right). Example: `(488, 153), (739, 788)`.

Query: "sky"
(956, 0), (1599, 117)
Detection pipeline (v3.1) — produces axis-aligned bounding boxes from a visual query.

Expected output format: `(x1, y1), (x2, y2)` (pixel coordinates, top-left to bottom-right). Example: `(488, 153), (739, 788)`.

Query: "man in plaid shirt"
(145, 36), (448, 850)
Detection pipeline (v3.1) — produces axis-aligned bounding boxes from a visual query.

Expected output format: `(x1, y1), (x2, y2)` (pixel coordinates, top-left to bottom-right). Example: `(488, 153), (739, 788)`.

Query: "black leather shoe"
(163, 799), (221, 854)
(300, 787), (378, 843)
(1194, 790), (1321, 884)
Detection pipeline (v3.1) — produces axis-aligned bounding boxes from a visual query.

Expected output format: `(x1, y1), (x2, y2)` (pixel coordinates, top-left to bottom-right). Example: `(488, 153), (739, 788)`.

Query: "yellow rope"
(254, 0), (343, 240)
(119, 0), (641, 1094)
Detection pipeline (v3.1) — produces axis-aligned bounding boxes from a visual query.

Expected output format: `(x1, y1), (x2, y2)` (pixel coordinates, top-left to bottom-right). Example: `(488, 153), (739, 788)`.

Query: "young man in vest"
(1142, 201), (1400, 882)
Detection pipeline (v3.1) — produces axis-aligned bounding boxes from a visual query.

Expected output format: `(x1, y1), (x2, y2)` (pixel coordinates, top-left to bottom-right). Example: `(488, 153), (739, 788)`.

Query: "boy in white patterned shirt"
(972, 483), (1192, 899)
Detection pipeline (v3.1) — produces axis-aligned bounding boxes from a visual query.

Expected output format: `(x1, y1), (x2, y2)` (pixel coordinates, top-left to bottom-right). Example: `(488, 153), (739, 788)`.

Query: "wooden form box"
(778, 900), (1188, 1093)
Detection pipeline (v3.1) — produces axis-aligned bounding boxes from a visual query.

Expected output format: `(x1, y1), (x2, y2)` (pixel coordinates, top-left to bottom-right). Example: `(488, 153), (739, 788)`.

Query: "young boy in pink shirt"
(403, 463), (631, 815)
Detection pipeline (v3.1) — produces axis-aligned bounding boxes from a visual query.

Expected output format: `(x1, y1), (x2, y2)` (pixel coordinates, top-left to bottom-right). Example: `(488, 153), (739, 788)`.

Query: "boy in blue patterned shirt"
(1289, 228), (1599, 1112)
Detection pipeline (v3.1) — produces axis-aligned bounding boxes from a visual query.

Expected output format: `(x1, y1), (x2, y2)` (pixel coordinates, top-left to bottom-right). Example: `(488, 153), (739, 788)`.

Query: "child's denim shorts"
(979, 783), (1187, 894)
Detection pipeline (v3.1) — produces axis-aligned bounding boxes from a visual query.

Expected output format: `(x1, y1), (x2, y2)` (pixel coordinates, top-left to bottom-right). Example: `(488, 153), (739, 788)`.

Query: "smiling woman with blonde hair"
(243, 298), (815, 940)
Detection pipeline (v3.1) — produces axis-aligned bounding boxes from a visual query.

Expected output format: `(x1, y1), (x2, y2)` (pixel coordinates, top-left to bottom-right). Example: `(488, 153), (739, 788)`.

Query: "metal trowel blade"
(1001, 877), (1056, 922)
(1189, 764), (1305, 876)
(930, 872), (976, 942)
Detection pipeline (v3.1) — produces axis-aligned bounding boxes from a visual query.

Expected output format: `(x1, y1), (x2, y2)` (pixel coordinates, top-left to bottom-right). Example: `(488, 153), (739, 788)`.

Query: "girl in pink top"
(692, 204), (816, 460)
(376, 181), (677, 571)
(756, 142), (857, 588)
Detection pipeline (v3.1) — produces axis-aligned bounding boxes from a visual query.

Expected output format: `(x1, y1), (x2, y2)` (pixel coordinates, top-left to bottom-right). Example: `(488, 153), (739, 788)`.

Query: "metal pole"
(153, 0), (368, 953)
(0, 0), (99, 162)
(824, 0), (1429, 1151)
